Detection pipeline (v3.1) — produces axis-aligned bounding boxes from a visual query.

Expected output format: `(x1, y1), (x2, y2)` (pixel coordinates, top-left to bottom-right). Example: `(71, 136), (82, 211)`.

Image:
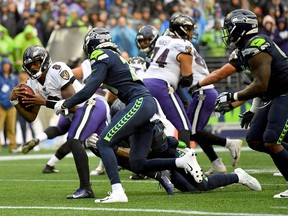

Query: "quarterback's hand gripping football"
(54, 99), (68, 116)
(214, 92), (235, 113)
(239, 110), (254, 129)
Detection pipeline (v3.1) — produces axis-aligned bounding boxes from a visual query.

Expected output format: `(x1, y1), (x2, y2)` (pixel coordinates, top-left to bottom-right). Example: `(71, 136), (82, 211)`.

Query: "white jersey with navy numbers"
(26, 61), (85, 107)
(81, 59), (92, 83)
(189, 44), (214, 90)
(143, 35), (193, 89)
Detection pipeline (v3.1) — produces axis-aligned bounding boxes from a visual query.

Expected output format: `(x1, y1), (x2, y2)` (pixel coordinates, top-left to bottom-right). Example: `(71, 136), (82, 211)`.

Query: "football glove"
(239, 110), (254, 129)
(54, 99), (68, 116)
(214, 92), (235, 113)
(188, 82), (201, 94)
(84, 133), (99, 148)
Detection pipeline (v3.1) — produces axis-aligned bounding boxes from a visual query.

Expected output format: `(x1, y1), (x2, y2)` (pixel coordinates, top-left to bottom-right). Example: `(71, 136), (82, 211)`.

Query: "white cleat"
(273, 189), (288, 198)
(182, 149), (203, 183)
(94, 192), (128, 203)
(205, 158), (227, 176)
(235, 168), (262, 191)
(226, 139), (243, 167)
(273, 172), (283, 177)
(90, 167), (105, 176)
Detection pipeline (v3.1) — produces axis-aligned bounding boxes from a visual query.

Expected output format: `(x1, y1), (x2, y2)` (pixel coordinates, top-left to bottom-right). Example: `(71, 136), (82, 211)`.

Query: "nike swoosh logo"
(72, 192), (85, 198)
(187, 164), (193, 172)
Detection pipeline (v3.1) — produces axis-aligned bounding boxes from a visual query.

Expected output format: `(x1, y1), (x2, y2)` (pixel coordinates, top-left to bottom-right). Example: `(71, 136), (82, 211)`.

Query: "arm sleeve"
(64, 62), (107, 108)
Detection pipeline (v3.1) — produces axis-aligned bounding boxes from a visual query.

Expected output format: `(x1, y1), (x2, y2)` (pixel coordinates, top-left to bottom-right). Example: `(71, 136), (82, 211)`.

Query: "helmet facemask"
(222, 9), (258, 48)
(23, 46), (51, 80)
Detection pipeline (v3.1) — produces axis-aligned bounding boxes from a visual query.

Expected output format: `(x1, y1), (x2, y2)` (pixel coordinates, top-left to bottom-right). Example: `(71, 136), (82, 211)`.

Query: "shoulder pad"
(90, 49), (109, 60)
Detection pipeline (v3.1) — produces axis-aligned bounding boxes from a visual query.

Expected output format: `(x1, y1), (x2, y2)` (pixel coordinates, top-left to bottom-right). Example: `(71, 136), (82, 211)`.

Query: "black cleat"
(159, 170), (174, 195)
(42, 164), (59, 174)
(67, 188), (95, 199)
(22, 138), (40, 154)
(130, 172), (150, 180)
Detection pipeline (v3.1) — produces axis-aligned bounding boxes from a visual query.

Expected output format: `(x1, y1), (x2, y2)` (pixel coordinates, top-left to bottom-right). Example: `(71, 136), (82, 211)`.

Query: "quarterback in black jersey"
(215, 9), (288, 198)
(54, 27), (204, 203)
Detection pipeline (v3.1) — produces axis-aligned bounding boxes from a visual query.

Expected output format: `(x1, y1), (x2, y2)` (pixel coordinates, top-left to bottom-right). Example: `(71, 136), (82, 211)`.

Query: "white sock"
(46, 155), (59, 167)
(175, 158), (184, 168)
(111, 183), (125, 194)
(225, 138), (232, 148)
(36, 132), (48, 142)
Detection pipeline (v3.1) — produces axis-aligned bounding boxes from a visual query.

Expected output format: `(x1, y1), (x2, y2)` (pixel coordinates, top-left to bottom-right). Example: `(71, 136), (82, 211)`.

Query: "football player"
(85, 103), (261, 194)
(142, 15), (194, 148)
(53, 27), (204, 203)
(215, 9), (288, 198)
(10, 45), (110, 199)
(135, 25), (159, 68)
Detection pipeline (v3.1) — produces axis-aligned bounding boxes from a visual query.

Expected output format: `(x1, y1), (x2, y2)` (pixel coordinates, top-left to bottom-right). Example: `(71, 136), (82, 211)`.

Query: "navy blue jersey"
(65, 48), (151, 108)
(238, 34), (288, 101)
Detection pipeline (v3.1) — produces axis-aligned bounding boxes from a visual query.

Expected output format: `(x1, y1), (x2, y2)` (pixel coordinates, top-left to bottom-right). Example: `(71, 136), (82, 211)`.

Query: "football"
(17, 83), (35, 111)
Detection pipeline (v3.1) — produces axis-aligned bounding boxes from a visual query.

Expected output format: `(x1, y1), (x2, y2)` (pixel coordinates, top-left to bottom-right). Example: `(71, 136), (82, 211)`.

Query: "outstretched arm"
(64, 62), (107, 108)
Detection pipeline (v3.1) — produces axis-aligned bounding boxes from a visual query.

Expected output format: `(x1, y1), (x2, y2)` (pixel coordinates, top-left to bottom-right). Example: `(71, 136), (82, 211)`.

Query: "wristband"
(46, 100), (57, 109)
(10, 99), (19, 106)
(233, 92), (239, 101)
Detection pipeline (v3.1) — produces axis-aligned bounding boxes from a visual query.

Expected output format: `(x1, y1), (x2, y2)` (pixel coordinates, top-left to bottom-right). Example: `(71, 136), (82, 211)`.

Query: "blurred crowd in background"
(0, 0), (287, 70)
(0, 0), (288, 151)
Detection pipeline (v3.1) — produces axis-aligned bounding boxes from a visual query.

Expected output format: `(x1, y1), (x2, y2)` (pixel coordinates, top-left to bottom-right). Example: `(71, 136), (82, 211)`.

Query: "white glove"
(54, 99), (68, 116)
(84, 133), (99, 148)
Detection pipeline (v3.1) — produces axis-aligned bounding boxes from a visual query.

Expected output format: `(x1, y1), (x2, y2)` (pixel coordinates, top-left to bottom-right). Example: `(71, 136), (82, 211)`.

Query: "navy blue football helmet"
(222, 9), (258, 48)
(83, 27), (113, 57)
(136, 25), (159, 53)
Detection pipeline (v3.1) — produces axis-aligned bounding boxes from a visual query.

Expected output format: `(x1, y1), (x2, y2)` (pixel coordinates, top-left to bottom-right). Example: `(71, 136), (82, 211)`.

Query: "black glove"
(188, 82), (201, 94)
(214, 92), (235, 113)
(239, 110), (254, 129)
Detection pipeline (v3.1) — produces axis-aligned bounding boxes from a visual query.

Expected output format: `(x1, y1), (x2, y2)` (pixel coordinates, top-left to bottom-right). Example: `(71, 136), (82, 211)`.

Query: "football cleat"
(42, 164), (59, 174)
(181, 149), (203, 183)
(130, 173), (149, 180)
(67, 188), (95, 199)
(273, 189), (288, 198)
(22, 138), (40, 154)
(273, 172), (283, 177)
(94, 191), (128, 203)
(158, 170), (174, 195)
(205, 158), (227, 176)
(235, 168), (262, 191)
(226, 139), (243, 167)
(90, 167), (105, 176)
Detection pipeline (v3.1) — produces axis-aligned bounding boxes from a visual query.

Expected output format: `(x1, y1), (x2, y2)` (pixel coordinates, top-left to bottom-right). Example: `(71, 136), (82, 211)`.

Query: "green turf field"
(0, 144), (287, 216)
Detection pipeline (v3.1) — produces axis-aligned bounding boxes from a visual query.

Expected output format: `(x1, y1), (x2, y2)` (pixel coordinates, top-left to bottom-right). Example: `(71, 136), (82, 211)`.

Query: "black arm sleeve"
(64, 62), (107, 108)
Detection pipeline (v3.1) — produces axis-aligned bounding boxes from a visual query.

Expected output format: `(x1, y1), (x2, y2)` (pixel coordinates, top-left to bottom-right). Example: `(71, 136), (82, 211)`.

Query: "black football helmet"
(22, 45), (52, 80)
(83, 27), (113, 57)
(222, 9), (258, 48)
(128, 56), (146, 72)
(169, 14), (196, 40)
(136, 25), (159, 53)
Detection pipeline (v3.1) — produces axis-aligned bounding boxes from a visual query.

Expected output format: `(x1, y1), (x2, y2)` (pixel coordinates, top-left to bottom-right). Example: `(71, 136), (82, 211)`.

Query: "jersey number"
(151, 47), (169, 68)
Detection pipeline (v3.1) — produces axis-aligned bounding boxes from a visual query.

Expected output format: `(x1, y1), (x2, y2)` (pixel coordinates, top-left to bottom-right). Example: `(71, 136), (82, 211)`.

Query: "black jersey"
(238, 34), (288, 101)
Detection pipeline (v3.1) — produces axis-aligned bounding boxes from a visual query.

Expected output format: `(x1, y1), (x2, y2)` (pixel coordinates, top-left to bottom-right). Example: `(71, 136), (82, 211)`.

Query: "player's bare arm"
(199, 63), (236, 87)
(237, 52), (272, 101)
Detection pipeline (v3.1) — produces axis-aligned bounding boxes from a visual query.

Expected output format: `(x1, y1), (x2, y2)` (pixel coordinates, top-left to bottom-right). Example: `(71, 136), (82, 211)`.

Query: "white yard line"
(0, 147), (253, 161)
(0, 206), (287, 216)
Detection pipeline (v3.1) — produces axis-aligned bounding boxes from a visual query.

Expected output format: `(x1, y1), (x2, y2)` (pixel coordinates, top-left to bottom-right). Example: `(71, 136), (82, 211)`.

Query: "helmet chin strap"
(30, 70), (42, 80)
